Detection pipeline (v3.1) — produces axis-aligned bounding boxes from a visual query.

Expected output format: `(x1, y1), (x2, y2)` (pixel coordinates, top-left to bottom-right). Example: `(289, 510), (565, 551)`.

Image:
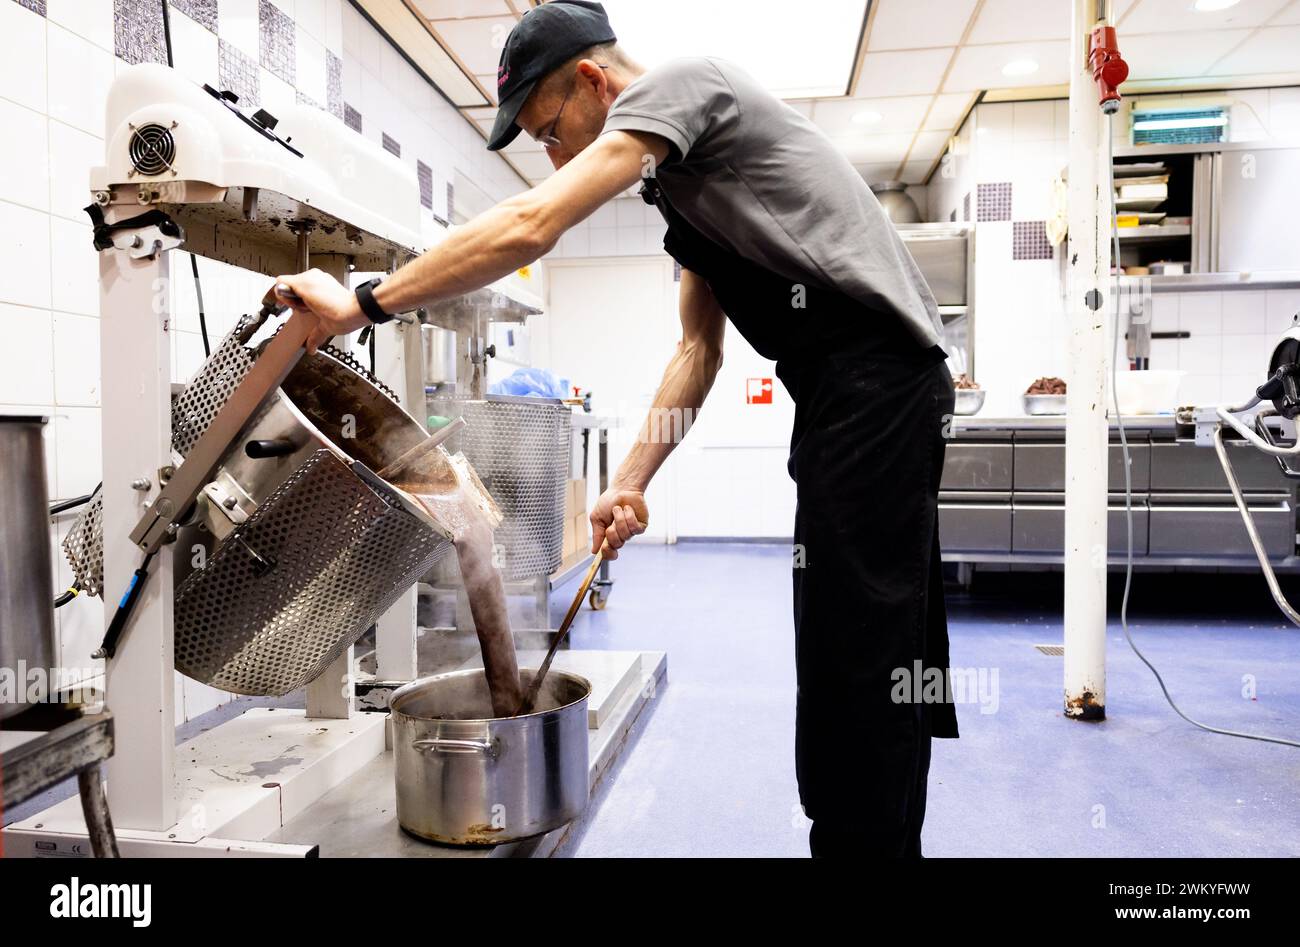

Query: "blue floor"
(568, 543), (1300, 858)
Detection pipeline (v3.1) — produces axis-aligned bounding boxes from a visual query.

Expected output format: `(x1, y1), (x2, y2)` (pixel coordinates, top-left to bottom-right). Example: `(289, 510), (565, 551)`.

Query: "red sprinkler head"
(1089, 25), (1128, 114)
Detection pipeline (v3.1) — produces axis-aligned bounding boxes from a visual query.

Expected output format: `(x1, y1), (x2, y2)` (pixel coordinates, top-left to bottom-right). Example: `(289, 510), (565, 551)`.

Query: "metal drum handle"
(412, 737), (498, 758)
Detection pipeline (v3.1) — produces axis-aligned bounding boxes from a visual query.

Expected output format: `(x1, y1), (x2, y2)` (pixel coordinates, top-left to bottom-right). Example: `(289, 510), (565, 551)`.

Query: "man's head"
(487, 1), (638, 168)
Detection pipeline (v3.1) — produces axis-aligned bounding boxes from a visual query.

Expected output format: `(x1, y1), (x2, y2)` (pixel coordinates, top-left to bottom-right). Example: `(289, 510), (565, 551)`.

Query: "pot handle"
(412, 737), (498, 758)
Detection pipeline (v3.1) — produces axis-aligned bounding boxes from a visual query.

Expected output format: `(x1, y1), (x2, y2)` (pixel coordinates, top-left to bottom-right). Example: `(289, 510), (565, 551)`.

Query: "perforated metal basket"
(433, 395), (572, 581)
(64, 316), (453, 696)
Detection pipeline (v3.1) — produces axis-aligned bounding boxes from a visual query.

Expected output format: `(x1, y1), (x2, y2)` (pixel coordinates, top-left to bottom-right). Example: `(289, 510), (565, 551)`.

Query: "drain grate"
(1034, 644), (1065, 656)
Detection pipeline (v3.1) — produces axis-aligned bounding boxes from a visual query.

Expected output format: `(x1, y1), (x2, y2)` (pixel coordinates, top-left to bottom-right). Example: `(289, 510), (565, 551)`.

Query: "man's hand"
(273, 269), (370, 353)
(590, 487), (649, 560)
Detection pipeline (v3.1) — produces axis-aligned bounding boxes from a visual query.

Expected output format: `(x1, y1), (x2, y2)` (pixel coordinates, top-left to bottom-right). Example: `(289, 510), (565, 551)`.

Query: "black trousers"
(784, 352), (958, 859)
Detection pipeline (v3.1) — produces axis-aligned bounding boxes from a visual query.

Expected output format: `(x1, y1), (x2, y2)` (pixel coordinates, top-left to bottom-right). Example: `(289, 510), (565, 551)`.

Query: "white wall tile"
(218, 0), (261, 60)
(0, 199), (52, 309)
(1178, 292), (1223, 336)
(47, 0), (114, 53)
(51, 405), (101, 500)
(296, 26), (328, 105)
(260, 67), (296, 115)
(169, 7), (220, 89)
(615, 197), (642, 228)
(0, 304), (55, 404)
(323, 0), (344, 56)
(296, 0), (326, 41)
(1220, 290), (1268, 334)
(0, 97), (49, 212)
(1180, 336), (1221, 374)
(1266, 288), (1300, 335)
(0, 0), (47, 113)
(49, 217), (99, 316)
(1221, 334), (1271, 376)
(1149, 294), (1179, 332)
(47, 120), (101, 222)
(46, 22), (113, 137)
(1013, 100), (1055, 143)
(52, 311), (100, 406)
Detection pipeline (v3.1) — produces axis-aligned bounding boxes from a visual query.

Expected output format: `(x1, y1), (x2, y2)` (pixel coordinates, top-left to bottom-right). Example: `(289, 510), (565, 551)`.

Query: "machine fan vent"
(129, 123), (176, 176)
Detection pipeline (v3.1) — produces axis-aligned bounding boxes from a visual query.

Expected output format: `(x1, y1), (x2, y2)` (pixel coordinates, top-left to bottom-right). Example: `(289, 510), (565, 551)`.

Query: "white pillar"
(101, 246), (178, 830)
(1063, 0), (1111, 721)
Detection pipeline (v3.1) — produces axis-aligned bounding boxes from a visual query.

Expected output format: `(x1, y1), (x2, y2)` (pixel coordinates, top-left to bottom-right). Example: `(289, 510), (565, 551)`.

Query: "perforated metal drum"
(433, 395), (571, 581)
(64, 317), (453, 696)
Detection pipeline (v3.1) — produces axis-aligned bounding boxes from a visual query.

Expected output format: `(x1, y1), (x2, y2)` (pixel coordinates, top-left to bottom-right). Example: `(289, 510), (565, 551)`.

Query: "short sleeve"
(601, 57), (736, 162)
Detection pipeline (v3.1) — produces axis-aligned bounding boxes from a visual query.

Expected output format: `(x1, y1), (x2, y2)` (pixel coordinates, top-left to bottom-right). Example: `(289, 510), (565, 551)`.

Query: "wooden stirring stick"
(514, 549), (605, 716)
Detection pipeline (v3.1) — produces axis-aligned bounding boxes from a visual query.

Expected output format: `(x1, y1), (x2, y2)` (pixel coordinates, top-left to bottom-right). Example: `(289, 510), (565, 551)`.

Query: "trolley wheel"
(589, 588), (609, 610)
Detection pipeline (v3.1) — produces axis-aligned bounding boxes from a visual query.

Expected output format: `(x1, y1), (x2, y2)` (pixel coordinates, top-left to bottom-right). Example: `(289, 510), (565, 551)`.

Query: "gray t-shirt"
(601, 56), (944, 350)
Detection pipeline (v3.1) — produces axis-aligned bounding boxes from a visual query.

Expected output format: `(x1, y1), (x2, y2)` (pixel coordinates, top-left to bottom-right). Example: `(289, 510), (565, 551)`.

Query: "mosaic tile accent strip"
(259, 0), (294, 86)
(446, 182), (455, 221)
(344, 103), (362, 132)
(976, 182), (1012, 222)
(115, 0), (168, 66)
(1012, 220), (1053, 261)
(963, 191), (971, 223)
(218, 38), (259, 107)
(295, 90), (321, 110)
(382, 133), (400, 157)
(15, 0), (46, 15)
(417, 160), (433, 210)
(326, 50), (343, 120)
(170, 0), (216, 32)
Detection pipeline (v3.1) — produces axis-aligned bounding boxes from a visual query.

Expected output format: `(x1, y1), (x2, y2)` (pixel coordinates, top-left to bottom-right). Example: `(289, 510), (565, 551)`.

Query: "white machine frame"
(4, 63), (437, 857)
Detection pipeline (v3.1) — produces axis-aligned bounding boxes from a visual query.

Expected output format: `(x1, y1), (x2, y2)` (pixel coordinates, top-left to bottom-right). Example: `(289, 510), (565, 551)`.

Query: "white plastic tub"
(1111, 369), (1186, 415)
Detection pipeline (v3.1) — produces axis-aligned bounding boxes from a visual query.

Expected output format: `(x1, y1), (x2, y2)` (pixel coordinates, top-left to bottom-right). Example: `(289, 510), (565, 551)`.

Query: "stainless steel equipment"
(954, 388), (986, 416)
(421, 324), (458, 397)
(434, 394), (572, 582)
(870, 180), (921, 224)
(1023, 393), (1068, 416)
(0, 416), (55, 719)
(64, 314), (458, 696)
(390, 667), (591, 845)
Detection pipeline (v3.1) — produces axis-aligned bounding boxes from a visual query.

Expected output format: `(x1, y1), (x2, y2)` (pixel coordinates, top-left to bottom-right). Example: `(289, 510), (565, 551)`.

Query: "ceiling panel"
(966, 0), (1071, 44)
(507, 151), (558, 182)
(812, 95), (933, 134)
(856, 47), (954, 97)
(943, 40), (1070, 92)
(900, 159), (935, 184)
(923, 91), (974, 129)
(474, 74), (498, 103)
(1208, 24), (1300, 74)
(829, 130), (916, 164)
(433, 15), (515, 75)
(909, 128), (953, 160)
(413, 0), (515, 17)
(1272, 0), (1300, 24)
(1122, 28), (1253, 80)
(853, 161), (906, 185)
(867, 0), (978, 51)
(1120, 0), (1290, 34)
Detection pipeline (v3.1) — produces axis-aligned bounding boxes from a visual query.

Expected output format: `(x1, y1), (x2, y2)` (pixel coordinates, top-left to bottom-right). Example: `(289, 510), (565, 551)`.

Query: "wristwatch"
(355, 277), (393, 325)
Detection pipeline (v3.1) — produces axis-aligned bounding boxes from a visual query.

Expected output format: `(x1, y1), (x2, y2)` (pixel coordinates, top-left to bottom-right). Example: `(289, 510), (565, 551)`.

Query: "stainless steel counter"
(940, 415), (1298, 571)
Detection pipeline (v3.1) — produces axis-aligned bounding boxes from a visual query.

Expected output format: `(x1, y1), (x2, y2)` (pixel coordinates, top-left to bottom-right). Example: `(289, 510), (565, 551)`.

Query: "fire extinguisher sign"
(746, 377), (773, 404)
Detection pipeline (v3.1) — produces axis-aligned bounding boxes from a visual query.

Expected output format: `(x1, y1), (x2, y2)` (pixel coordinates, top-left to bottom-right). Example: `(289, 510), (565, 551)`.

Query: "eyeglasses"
(532, 63), (608, 152)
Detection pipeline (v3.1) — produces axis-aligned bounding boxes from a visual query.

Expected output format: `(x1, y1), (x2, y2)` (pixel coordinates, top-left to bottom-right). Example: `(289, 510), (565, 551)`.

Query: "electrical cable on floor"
(1107, 114), (1299, 749)
(191, 252), (211, 358)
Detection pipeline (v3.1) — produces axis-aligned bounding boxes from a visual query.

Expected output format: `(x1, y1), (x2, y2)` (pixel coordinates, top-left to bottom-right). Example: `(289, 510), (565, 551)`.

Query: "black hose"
(191, 252), (211, 358)
(54, 585), (80, 609)
(50, 492), (95, 515)
(93, 550), (158, 660)
(160, 0), (174, 67)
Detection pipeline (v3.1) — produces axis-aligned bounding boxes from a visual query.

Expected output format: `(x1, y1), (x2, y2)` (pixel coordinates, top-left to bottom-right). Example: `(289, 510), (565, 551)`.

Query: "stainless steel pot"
(0, 415), (55, 720)
(391, 667), (591, 846)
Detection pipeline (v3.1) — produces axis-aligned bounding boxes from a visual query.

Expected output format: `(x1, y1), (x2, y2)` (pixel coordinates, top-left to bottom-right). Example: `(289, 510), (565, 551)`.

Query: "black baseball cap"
(487, 0), (617, 152)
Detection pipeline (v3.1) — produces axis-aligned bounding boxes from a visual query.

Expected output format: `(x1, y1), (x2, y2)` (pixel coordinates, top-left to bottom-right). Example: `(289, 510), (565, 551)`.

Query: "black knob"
(485, 344), (497, 358)
(245, 439), (296, 459)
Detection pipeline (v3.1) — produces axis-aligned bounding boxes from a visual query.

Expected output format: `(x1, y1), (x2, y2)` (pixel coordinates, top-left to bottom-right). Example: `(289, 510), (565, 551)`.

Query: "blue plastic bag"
(489, 367), (569, 399)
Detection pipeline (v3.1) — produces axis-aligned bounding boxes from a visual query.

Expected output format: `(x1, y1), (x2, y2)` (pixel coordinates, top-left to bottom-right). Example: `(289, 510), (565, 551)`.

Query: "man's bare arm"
(591, 267), (726, 557)
(275, 130), (670, 350)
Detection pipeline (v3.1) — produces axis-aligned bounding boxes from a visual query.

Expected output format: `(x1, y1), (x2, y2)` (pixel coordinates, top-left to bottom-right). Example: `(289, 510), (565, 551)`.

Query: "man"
(277, 0), (958, 857)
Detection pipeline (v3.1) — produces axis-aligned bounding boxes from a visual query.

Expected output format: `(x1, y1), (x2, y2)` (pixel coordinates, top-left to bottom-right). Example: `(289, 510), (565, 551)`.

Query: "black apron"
(641, 178), (959, 857)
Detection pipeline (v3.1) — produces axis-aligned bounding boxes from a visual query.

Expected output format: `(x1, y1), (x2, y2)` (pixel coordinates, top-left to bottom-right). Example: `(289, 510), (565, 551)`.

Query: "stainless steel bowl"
(391, 667), (591, 846)
(953, 388), (986, 416)
(1023, 393), (1067, 416)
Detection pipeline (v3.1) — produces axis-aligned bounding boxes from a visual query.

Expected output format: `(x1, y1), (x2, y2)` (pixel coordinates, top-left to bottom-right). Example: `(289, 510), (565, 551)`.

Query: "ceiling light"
(1002, 59), (1039, 77)
(1193, 0), (1241, 11)
(852, 110), (883, 125)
